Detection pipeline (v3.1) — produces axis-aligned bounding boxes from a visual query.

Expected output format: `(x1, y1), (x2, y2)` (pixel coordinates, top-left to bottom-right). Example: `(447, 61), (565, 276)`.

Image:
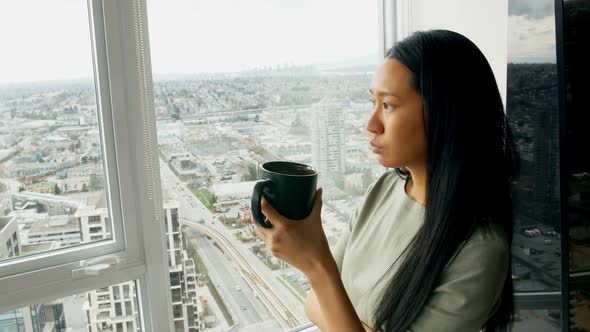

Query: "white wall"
(406, 0), (508, 107)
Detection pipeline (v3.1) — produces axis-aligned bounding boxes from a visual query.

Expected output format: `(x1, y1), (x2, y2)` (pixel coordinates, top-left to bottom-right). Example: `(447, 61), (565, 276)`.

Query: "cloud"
(508, 15), (556, 63)
(509, 0), (554, 19)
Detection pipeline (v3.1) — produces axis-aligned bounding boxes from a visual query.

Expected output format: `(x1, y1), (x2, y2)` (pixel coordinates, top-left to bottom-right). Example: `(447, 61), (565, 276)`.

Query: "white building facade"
(311, 100), (346, 175)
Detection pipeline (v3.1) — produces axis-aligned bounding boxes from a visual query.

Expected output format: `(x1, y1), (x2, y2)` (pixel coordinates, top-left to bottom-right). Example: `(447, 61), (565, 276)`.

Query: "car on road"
(235, 285), (241, 291)
(241, 305), (247, 310)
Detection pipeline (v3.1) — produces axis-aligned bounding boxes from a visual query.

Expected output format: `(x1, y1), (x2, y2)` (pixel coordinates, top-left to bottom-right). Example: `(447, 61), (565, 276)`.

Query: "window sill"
(287, 323), (320, 332)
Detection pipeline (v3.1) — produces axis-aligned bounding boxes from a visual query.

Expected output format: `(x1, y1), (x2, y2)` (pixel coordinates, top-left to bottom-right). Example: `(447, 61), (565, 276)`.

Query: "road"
(184, 221), (300, 330)
(186, 228), (278, 330)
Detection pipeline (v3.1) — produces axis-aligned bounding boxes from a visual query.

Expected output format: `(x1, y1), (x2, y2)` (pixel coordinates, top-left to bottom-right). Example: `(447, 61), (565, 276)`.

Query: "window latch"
(72, 255), (125, 279)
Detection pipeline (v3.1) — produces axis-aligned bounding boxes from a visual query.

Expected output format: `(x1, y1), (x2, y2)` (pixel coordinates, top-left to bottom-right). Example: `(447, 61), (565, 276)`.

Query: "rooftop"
(29, 216), (80, 234)
(21, 242), (58, 254)
(210, 181), (258, 198)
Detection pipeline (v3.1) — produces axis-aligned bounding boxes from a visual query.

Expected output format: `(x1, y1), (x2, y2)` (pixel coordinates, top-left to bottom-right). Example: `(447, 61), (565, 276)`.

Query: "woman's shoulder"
(350, 170), (406, 228)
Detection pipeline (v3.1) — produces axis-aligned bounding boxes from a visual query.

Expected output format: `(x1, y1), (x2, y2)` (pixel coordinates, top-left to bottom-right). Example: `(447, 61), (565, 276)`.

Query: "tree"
(53, 184), (61, 195)
(81, 183), (88, 192)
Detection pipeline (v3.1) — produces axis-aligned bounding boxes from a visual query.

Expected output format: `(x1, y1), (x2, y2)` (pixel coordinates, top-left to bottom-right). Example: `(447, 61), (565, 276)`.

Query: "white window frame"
(0, 1), (173, 331)
(379, 0), (413, 56)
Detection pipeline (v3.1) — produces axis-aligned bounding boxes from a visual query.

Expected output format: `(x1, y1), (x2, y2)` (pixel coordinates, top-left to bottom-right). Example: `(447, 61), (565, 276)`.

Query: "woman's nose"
(366, 109), (383, 135)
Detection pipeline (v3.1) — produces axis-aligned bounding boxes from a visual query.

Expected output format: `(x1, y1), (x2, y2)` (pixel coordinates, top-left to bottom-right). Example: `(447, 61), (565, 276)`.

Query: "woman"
(252, 29), (518, 331)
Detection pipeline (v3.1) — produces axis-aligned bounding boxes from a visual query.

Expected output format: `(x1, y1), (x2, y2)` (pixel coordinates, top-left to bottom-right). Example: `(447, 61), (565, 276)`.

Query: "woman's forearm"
(306, 257), (366, 332)
(305, 289), (374, 332)
(304, 290), (328, 331)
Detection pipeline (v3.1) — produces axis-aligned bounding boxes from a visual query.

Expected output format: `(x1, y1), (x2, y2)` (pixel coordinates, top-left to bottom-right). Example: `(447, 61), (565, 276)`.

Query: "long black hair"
(372, 30), (519, 332)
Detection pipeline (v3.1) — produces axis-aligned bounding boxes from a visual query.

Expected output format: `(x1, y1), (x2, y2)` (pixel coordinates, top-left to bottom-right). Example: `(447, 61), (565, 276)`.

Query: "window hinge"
(72, 255), (125, 279)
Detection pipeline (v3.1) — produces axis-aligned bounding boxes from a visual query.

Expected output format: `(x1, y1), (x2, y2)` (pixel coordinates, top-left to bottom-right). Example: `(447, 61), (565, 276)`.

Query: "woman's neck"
(405, 166), (427, 206)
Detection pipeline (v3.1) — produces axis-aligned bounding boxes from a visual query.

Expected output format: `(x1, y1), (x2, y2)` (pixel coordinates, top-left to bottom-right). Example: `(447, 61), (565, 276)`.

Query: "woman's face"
(367, 58), (427, 168)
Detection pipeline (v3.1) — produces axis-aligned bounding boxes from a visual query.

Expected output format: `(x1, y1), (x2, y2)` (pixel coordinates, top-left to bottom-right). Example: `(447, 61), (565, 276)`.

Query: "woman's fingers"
(312, 188), (323, 216)
(261, 196), (290, 228)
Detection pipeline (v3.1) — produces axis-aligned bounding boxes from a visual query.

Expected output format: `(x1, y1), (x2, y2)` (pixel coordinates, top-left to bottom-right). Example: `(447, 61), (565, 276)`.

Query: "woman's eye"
(383, 102), (395, 110)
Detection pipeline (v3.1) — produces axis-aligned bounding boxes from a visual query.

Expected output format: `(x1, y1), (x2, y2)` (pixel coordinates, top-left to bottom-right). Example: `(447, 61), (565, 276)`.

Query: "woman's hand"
(252, 188), (336, 277)
(254, 190), (367, 332)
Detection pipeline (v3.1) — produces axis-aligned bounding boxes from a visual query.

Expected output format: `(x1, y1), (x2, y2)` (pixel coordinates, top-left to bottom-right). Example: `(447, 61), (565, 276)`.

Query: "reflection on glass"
(0, 1), (112, 263)
(506, 0), (564, 330)
(513, 309), (561, 331)
(507, 0), (561, 294)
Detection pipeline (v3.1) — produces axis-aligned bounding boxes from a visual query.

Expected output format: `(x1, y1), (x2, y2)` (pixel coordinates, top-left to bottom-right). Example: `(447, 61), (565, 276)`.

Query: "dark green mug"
(251, 161), (318, 228)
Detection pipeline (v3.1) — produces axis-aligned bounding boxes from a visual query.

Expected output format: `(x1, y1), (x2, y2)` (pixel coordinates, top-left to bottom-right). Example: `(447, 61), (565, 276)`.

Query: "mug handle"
(251, 179), (273, 228)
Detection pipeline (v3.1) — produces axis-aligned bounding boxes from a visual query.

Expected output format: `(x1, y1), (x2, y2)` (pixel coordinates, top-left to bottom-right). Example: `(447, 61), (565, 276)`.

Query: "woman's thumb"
(313, 188), (323, 214)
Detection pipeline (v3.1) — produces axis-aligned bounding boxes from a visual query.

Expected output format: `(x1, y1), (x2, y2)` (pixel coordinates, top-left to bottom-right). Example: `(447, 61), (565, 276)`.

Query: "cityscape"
(0, 62), (566, 331)
(0, 64), (383, 332)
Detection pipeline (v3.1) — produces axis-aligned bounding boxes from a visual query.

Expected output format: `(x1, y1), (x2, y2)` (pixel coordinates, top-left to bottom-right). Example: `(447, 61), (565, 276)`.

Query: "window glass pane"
(0, 1), (113, 263)
(148, 0), (378, 330)
(506, 0), (564, 329)
(0, 280), (141, 332)
(507, 0), (561, 293)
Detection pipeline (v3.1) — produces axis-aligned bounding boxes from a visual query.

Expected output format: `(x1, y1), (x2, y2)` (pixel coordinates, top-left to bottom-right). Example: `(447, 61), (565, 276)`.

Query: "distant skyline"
(0, 0), (379, 84)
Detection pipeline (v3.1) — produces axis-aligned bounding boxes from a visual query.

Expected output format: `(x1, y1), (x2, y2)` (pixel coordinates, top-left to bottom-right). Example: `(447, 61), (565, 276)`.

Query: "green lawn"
(277, 276), (306, 302)
(189, 187), (214, 210)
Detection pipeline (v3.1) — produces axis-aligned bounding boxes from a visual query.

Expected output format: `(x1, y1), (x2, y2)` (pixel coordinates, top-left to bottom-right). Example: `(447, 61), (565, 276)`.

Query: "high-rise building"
(76, 197), (110, 242)
(311, 99), (346, 175)
(86, 282), (139, 332)
(163, 200), (202, 332)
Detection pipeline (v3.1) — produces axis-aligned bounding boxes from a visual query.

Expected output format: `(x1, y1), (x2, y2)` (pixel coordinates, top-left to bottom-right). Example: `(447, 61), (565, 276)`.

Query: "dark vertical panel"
(554, 0), (570, 329)
(562, 0), (590, 331)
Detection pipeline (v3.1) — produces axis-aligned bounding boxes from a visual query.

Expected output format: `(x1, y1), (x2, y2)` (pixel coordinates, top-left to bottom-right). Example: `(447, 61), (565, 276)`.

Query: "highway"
(182, 218), (302, 330)
(185, 227), (276, 330)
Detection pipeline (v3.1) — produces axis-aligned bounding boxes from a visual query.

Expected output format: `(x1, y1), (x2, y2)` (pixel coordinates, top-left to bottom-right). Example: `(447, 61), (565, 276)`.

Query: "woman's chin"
(375, 155), (392, 167)
(376, 155), (403, 169)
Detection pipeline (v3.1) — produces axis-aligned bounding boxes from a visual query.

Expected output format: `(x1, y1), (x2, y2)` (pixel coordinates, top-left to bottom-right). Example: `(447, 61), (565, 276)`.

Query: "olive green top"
(331, 171), (509, 331)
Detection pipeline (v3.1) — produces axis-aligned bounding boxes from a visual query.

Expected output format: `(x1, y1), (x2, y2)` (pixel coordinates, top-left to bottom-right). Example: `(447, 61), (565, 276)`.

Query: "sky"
(0, 0), (95, 84)
(0, 0), (559, 84)
(508, 0), (557, 63)
(0, 0), (379, 84)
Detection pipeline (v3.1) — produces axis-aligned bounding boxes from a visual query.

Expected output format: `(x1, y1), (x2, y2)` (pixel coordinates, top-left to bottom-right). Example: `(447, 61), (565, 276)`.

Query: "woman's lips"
(370, 142), (383, 154)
